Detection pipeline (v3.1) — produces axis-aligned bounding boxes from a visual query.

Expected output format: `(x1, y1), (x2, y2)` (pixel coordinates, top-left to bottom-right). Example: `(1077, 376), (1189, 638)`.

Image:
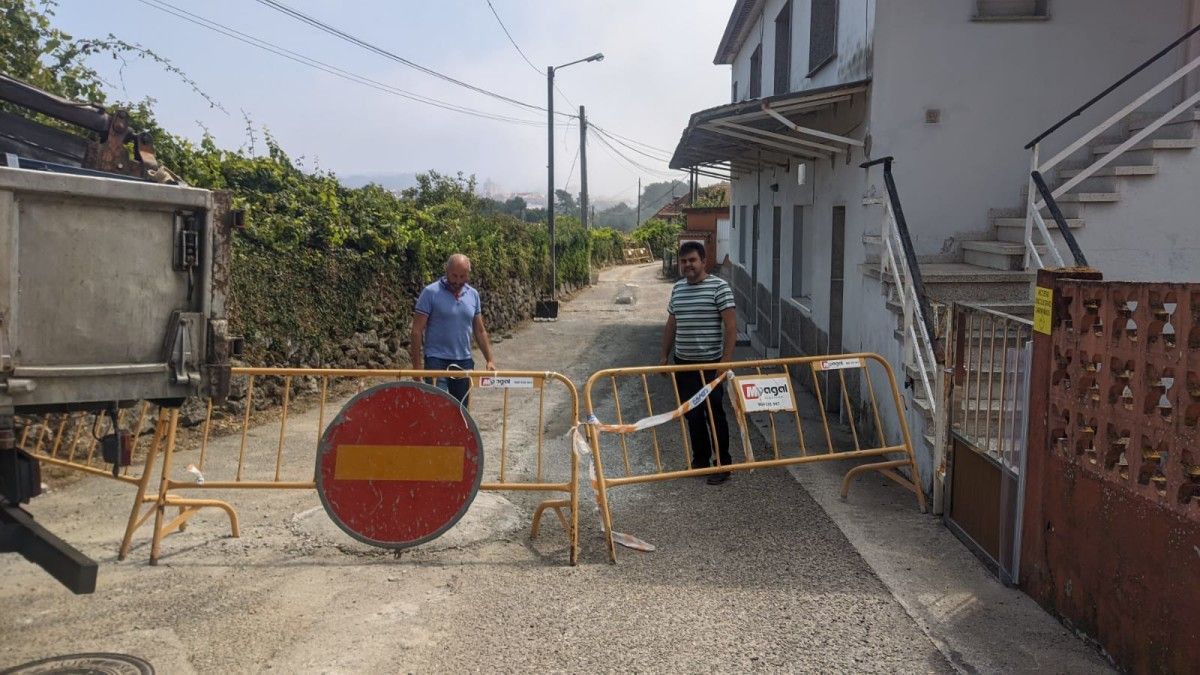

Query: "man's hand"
(485, 360), (496, 371)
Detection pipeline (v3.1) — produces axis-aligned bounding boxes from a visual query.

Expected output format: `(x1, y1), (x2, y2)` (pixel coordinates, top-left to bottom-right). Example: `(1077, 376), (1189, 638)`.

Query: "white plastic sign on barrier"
(812, 357), (864, 371)
(475, 376), (535, 389)
(734, 376), (796, 412)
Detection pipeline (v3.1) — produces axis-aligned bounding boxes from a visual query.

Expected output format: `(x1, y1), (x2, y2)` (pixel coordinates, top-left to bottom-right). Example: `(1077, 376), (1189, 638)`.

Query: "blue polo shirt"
(415, 278), (481, 361)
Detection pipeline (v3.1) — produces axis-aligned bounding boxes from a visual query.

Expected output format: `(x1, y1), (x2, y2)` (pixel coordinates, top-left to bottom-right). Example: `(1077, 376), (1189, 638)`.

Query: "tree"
(595, 202), (635, 231)
(401, 171), (477, 210)
(554, 189), (579, 217)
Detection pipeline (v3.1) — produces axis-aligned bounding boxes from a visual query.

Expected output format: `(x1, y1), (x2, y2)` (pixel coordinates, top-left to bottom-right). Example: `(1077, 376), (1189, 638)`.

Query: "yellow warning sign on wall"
(1034, 286), (1053, 335)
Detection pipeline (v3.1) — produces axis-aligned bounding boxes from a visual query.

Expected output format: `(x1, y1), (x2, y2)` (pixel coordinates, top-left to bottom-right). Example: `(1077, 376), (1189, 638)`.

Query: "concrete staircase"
(863, 105), (1199, 470)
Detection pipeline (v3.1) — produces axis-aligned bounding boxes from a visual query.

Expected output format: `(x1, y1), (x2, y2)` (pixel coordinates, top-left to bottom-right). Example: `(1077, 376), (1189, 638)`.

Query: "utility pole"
(546, 65), (556, 302)
(579, 105), (589, 230)
(636, 177), (641, 228)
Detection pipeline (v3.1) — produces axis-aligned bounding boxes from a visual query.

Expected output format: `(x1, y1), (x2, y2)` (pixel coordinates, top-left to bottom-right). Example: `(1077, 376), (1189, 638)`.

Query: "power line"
(137, 0), (545, 127)
(563, 141), (581, 192)
(481, 0), (578, 111)
(484, 0), (540, 75)
(591, 125), (673, 163)
(254, 0), (574, 119)
(590, 123), (674, 155)
(590, 128), (678, 179)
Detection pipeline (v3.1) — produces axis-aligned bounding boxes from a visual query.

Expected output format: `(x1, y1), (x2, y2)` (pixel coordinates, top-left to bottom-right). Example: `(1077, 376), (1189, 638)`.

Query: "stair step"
(866, 262), (1032, 303)
(1127, 108), (1200, 133)
(961, 240), (1045, 271)
(1093, 138), (1198, 154)
(862, 233), (882, 247)
(994, 217), (1084, 230)
(1057, 164), (1157, 179)
(994, 216), (1085, 244)
(865, 262), (1032, 283)
(1054, 192), (1120, 203)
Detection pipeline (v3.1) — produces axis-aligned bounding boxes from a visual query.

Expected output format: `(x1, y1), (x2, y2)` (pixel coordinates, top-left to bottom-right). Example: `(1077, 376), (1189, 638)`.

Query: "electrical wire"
(484, 0), (541, 75)
(591, 125), (673, 163)
(590, 128), (677, 179)
(254, 0), (574, 118)
(562, 141), (581, 192)
(590, 123), (674, 156)
(137, 0), (546, 126)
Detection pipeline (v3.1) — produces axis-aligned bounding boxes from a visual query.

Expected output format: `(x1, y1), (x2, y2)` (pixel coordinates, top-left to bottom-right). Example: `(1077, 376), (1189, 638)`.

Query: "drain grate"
(1, 652), (153, 675)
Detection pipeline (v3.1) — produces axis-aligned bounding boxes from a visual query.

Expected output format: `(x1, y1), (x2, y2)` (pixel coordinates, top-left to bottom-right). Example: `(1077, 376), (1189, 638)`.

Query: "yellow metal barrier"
(17, 368), (580, 565)
(584, 352), (927, 562)
(154, 367), (579, 564)
(17, 402), (182, 562)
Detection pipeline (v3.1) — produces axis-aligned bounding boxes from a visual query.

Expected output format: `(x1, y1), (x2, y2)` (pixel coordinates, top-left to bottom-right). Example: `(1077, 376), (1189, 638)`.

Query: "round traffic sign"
(315, 381), (483, 549)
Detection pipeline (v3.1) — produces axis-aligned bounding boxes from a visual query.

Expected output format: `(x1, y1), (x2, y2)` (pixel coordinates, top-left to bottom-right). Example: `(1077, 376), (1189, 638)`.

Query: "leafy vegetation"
(629, 218), (684, 259)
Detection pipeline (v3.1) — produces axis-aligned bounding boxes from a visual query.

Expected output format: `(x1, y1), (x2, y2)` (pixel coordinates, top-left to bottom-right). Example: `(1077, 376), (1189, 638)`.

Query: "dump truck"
(0, 73), (238, 592)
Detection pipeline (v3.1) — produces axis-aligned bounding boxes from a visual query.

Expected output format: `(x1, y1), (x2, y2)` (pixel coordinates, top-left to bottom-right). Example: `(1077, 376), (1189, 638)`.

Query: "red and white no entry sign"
(315, 381), (483, 549)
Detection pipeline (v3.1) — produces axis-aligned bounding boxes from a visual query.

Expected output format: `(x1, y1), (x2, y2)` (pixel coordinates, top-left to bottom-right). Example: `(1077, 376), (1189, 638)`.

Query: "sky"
(50, 0), (734, 204)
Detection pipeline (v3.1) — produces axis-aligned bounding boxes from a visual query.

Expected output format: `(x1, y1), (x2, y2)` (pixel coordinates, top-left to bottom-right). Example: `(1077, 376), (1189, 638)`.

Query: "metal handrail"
(1029, 171), (1088, 267)
(861, 157), (939, 353)
(1025, 23), (1200, 149)
(1022, 23), (1200, 270)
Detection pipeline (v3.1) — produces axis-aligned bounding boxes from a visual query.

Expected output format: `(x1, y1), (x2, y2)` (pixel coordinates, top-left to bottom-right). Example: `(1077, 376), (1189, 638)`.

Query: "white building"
(670, 0), (1200, 502)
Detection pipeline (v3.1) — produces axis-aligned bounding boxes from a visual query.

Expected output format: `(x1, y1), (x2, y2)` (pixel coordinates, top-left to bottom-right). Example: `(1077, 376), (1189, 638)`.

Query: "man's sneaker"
(706, 471), (732, 485)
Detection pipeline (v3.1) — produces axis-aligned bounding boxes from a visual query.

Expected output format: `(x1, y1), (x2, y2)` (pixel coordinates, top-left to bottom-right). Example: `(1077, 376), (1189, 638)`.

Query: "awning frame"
(669, 80), (870, 172)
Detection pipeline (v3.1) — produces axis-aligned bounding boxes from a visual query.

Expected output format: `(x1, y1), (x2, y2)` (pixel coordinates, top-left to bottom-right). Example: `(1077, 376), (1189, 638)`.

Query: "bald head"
(444, 253), (471, 292)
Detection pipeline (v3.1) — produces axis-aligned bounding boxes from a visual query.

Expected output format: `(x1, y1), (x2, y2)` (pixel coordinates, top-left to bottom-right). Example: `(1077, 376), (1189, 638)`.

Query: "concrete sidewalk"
(733, 346), (1112, 673)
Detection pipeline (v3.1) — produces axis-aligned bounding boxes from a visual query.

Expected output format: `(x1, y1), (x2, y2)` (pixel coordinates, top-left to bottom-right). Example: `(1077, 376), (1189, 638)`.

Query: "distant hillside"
(338, 172), (420, 192)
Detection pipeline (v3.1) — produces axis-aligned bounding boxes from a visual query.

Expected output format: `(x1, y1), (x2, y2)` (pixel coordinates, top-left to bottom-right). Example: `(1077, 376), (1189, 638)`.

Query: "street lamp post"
(545, 52), (603, 315)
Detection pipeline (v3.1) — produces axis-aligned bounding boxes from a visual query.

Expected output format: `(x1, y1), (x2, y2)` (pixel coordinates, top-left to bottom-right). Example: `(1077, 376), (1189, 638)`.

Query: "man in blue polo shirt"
(409, 253), (497, 405)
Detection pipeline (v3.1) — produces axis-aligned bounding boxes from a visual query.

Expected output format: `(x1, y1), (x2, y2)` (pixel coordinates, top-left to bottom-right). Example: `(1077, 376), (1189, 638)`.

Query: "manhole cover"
(1, 652), (153, 675)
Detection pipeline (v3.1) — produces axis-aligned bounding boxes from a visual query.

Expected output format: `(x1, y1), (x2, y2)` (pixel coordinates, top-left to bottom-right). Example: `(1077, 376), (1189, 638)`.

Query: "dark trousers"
(424, 356), (474, 406)
(673, 355), (732, 470)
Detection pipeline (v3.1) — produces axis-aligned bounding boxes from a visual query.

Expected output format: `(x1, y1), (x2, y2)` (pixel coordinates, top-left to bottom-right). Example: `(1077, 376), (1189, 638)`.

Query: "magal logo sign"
(734, 376), (794, 412)
(477, 376), (534, 389)
(741, 382), (789, 400)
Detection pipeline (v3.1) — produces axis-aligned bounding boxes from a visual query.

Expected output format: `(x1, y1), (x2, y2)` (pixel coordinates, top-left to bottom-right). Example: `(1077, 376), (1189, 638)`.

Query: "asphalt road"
(1, 262), (950, 673)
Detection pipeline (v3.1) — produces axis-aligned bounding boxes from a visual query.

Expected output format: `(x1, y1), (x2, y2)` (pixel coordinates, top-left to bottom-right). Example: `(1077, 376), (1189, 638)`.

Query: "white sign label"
(476, 376), (535, 389)
(735, 376), (796, 412)
(813, 357), (864, 372)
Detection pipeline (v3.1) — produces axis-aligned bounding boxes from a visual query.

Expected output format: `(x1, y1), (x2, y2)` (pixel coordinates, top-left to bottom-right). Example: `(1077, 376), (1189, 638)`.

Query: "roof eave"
(713, 0), (763, 65)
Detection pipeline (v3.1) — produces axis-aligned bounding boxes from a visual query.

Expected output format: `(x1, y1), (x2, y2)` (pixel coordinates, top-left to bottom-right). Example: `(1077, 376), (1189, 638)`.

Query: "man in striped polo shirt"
(659, 241), (737, 484)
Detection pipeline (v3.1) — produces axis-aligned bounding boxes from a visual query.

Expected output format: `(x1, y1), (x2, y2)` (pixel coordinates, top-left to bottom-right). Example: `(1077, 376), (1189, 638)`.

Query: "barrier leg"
(569, 443), (579, 566)
(148, 409), (180, 565)
(118, 409), (168, 561)
(587, 423), (618, 563)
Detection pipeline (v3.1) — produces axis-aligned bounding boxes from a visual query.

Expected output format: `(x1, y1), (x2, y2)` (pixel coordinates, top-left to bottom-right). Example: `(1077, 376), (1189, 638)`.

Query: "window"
(774, 2), (792, 95)
(807, 0), (837, 76)
(749, 45), (762, 99)
(791, 205), (805, 297)
(738, 205), (748, 263)
(732, 80), (738, 103)
(974, 0), (1049, 18)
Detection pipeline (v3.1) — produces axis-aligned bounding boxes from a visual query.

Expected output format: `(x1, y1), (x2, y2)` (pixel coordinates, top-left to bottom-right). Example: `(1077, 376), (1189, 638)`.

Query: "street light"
(539, 52), (603, 320)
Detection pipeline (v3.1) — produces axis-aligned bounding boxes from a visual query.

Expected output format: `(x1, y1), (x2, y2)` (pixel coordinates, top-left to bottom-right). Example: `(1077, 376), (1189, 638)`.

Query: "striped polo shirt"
(668, 275), (736, 361)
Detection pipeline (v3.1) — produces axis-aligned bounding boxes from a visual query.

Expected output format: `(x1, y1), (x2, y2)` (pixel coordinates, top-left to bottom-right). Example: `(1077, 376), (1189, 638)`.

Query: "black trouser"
(673, 354), (732, 470)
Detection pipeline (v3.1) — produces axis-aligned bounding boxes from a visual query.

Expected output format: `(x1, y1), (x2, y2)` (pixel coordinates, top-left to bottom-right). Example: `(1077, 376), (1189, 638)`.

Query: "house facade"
(671, 0), (1200, 500)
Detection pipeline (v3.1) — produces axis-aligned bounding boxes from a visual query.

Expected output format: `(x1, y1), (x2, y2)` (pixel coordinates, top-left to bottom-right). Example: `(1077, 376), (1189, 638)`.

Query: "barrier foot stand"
(529, 499), (570, 540)
(839, 458), (928, 513)
(161, 497), (239, 538)
(118, 410), (170, 562)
